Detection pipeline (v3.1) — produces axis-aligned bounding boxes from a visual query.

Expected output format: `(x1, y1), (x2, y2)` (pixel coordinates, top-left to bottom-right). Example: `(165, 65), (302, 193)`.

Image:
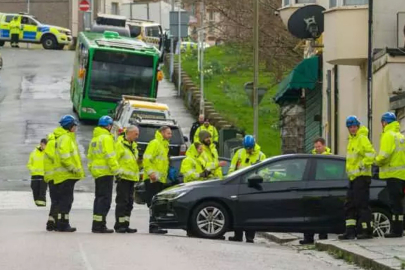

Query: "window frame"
(330, 0), (368, 8)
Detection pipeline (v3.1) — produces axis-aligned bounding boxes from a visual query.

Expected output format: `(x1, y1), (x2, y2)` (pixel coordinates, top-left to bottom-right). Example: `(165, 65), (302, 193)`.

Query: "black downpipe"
(334, 65), (339, 154)
(367, 0), (374, 140)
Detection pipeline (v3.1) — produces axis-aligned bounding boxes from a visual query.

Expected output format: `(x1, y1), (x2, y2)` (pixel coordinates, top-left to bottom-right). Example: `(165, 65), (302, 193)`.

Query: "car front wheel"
(42, 35), (57, 50)
(191, 201), (229, 239)
(372, 208), (391, 238)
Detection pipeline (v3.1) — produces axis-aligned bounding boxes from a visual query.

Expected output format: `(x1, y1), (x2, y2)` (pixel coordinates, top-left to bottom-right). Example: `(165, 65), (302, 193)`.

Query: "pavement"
(261, 232), (405, 270)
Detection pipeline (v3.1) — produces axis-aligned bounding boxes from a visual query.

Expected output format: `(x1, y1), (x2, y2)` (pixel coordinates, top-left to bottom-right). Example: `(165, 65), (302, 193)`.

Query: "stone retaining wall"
(164, 55), (233, 130)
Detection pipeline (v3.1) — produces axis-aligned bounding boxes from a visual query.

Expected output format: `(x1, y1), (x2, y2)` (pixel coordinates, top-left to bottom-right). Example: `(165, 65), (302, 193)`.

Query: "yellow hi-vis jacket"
(43, 133), (56, 183)
(198, 142), (222, 179)
(228, 144), (266, 173)
(346, 126), (376, 181)
(88, 127), (120, 179)
(9, 19), (21, 35)
(27, 146), (45, 176)
(53, 127), (85, 184)
(180, 145), (205, 183)
(115, 134), (139, 181)
(375, 121), (405, 180)
(143, 131), (170, 183)
(194, 124), (219, 143)
(311, 147), (331, 155)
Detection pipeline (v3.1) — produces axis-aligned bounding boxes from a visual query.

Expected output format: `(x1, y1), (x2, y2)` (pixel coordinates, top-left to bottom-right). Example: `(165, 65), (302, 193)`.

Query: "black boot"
(245, 231), (255, 243)
(125, 220), (137, 233)
(319, 233), (328, 240)
(46, 221), (56, 231)
(385, 219), (403, 238)
(299, 238), (314, 245)
(229, 230), (243, 242)
(115, 227), (127, 233)
(92, 226), (114, 233)
(357, 222), (373, 240)
(338, 226), (356, 240)
(57, 214), (76, 232)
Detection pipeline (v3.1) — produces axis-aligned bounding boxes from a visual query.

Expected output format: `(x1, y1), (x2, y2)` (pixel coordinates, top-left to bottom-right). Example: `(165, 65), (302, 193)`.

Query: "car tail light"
(180, 144), (187, 155)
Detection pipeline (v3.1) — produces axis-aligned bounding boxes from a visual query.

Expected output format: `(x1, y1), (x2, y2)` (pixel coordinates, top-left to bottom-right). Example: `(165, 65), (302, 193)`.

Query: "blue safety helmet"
(346, 115), (360, 128)
(59, 115), (78, 129)
(243, 135), (255, 149)
(381, 112), (396, 124)
(98, 115), (113, 127)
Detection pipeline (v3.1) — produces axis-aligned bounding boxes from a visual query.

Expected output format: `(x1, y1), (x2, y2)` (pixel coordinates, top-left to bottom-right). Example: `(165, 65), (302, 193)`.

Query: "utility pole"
(367, 0), (373, 141)
(200, 0), (205, 115)
(253, 0), (259, 140)
(170, 0), (175, 82)
(177, 0), (182, 96)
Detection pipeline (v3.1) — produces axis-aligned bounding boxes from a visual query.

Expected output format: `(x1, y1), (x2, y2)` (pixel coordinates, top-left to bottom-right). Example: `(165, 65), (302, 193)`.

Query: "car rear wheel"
(191, 201), (229, 239)
(372, 208), (391, 238)
(42, 35), (57, 50)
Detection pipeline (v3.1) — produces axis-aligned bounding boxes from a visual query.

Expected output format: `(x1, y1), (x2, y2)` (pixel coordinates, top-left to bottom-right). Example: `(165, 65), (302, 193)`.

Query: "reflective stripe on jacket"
(115, 134), (139, 181)
(43, 133), (56, 183)
(27, 146), (44, 176)
(88, 127), (120, 179)
(346, 126), (376, 181)
(181, 145), (205, 183)
(375, 121), (405, 180)
(228, 144), (266, 173)
(194, 124), (219, 143)
(143, 131), (170, 183)
(53, 127), (84, 184)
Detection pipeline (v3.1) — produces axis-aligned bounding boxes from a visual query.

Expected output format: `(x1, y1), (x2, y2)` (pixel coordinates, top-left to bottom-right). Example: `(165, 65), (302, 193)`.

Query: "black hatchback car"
(150, 154), (403, 239)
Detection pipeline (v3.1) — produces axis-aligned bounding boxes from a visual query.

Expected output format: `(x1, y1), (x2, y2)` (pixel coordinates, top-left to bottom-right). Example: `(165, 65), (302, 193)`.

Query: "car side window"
(21, 16), (29, 25)
(5, 15), (14, 23)
(314, 159), (348, 181)
(242, 159), (308, 183)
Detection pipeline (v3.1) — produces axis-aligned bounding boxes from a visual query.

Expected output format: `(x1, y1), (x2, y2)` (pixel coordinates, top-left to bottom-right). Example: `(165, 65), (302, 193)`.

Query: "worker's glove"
(203, 170), (211, 178)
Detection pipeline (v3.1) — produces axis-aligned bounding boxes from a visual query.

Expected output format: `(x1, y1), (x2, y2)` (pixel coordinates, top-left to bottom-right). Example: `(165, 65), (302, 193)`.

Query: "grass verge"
(180, 44), (281, 156)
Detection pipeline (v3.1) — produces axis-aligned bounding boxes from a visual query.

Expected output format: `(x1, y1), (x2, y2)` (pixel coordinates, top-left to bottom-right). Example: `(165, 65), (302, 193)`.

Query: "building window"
(111, 2), (119, 15)
(191, 3), (195, 15)
(296, 0), (316, 3)
(209, 11), (214, 21)
(330, 0), (337, 7)
(208, 22), (214, 34)
(343, 0), (368, 5)
(284, 0), (290, 6)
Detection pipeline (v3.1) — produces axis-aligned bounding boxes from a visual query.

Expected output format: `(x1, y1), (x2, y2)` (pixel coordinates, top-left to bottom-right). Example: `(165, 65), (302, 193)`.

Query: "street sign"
(169, 11), (190, 38)
(244, 82), (268, 107)
(79, 0), (90, 12)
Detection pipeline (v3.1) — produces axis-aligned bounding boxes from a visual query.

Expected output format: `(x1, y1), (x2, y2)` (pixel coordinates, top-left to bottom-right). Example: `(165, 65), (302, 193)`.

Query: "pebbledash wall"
(164, 55), (232, 131)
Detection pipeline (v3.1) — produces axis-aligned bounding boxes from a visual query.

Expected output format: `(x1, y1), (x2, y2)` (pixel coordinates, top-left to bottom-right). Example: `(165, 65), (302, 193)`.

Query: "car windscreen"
(129, 110), (166, 121)
(137, 125), (183, 145)
(88, 50), (155, 102)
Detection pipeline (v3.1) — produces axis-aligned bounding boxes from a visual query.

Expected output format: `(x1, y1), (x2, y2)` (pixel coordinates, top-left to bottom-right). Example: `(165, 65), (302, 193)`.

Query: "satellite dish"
(287, 5), (325, 39)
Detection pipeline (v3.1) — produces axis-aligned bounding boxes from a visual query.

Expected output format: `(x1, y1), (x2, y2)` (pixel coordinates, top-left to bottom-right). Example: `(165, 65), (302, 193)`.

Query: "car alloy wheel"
(191, 201), (229, 239)
(196, 206), (225, 235)
(372, 210), (391, 238)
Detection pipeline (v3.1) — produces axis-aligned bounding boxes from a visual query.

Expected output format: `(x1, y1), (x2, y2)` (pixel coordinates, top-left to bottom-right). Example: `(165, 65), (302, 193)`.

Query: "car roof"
(126, 100), (169, 111)
(170, 155), (231, 162)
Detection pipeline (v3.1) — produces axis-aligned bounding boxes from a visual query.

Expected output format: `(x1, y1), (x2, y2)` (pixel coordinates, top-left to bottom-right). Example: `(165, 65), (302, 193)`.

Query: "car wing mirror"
(183, 136), (189, 142)
(248, 174), (263, 187)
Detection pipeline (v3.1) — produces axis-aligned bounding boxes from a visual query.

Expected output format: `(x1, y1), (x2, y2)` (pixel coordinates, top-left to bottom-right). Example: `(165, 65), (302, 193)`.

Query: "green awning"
(274, 56), (320, 104)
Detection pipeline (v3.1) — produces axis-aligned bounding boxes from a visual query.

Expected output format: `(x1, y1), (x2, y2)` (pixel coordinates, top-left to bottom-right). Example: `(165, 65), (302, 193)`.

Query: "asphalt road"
(0, 47), (194, 192)
(0, 47), (360, 270)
